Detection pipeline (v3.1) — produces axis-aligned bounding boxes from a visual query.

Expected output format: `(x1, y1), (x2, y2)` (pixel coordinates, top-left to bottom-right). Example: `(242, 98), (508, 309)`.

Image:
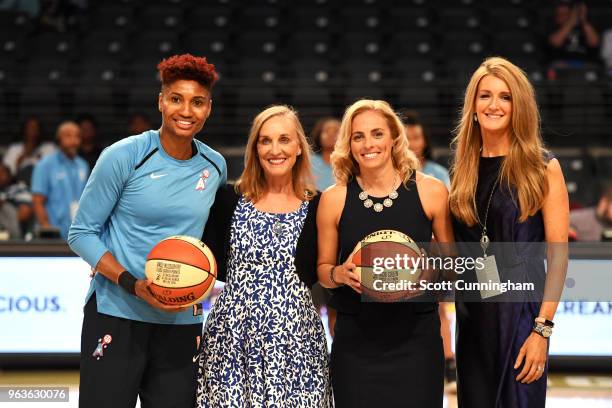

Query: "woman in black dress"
(449, 57), (569, 407)
(317, 99), (454, 407)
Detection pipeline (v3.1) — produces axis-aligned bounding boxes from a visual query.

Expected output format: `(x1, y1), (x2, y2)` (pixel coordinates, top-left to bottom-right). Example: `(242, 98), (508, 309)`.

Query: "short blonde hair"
(331, 99), (419, 185)
(236, 105), (316, 201)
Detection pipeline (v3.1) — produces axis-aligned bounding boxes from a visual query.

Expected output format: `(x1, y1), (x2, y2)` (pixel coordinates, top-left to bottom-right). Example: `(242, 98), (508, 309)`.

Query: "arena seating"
(1, 0), (611, 205)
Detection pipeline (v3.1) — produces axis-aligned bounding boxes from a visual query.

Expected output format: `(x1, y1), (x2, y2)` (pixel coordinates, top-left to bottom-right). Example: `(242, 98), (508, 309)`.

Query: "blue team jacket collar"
(153, 130), (201, 166)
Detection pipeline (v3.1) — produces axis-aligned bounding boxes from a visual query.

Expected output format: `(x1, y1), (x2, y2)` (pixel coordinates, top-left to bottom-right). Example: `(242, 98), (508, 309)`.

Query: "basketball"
(145, 235), (217, 307)
(350, 229), (425, 302)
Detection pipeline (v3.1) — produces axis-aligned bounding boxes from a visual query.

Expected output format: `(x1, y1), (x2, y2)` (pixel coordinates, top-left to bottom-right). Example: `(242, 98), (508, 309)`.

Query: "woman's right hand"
(134, 279), (188, 313)
(334, 259), (362, 294)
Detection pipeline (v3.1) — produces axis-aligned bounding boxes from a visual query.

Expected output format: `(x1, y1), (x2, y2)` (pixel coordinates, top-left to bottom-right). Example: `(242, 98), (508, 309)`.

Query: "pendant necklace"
(477, 179), (498, 256)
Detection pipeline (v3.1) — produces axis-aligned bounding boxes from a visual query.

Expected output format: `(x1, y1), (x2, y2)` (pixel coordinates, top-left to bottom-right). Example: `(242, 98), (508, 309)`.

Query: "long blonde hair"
(331, 99), (419, 185)
(449, 57), (549, 226)
(236, 105), (316, 202)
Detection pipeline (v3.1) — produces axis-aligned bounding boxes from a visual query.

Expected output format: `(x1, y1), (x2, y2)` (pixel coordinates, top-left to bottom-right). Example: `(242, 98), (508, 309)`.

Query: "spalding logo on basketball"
(145, 235), (217, 307)
(351, 229), (424, 302)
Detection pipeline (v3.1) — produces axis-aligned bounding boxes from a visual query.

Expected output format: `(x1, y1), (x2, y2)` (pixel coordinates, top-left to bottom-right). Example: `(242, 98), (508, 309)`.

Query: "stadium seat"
(285, 32), (334, 59)
(234, 32), (281, 59)
(79, 31), (129, 62)
(341, 60), (387, 100)
(187, 5), (234, 34)
(389, 32), (434, 58)
(440, 31), (488, 59)
(388, 6), (432, 33)
(0, 31), (27, 62)
(392, 57), (437, 83)
(290, 59), (336, 86)
(437, 7), (483, 31)
(491, 31), (541, 62)
(140, 5), (185, 30)
(238, 5), (282, 31)
(0, 11), (30, 36)
(183, 31), (233, 65)
(338, 5), (382, 33)
(338, 33), (384, 59)
(128, 31), (181, 64)
(231, 58), (281, 83)
(557, 154), (598, 206)
(27, 33), (79, 62)
(488, 7), (533, 30)
(291, 5), (334, 33)
(88, 3), (136, 30)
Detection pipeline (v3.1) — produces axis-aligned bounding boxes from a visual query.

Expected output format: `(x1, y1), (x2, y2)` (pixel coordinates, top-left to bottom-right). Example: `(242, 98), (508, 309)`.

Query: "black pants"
(79, 294), (202, 408)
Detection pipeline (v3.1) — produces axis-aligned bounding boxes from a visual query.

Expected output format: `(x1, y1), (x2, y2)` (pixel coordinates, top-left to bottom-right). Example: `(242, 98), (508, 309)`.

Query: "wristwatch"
(532, 322), (553, 338)
(535, 317), (554, 328)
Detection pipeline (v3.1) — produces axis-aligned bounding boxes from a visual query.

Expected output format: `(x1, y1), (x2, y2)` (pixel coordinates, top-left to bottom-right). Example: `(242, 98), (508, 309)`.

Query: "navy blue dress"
(452, 156), (548, 408)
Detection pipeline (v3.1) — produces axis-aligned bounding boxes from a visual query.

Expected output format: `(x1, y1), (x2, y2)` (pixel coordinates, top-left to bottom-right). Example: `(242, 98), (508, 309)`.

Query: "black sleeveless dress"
(330, 173), (444, 408)
(452, 156), (548, 408)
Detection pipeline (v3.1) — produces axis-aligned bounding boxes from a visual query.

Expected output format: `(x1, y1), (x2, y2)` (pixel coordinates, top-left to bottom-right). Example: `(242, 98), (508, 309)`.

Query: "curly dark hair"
(157, 54), (219, 90)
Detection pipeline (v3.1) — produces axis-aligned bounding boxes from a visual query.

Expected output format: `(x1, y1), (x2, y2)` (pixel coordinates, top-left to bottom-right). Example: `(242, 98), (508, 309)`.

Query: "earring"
(473, 113), (478, 123)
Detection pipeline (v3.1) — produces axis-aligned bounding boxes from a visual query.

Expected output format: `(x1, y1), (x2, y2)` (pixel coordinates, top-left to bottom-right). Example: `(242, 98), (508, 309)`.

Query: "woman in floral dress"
(196, 105), (332, 407)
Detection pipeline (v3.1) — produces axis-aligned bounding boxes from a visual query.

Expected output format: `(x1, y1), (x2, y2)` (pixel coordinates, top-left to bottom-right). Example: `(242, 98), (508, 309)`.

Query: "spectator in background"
(403, 111), (451, 187)
(310, 117), (340, 191)
(309, 116), (341, 337)
(77, 113), (104, 170)
(0, 0), (40, 17)
(403, 110), (455, 392)
(3, 117), (56, 179)
(0, 163), (33, 238)
(548, 0), (600, 72)
(570, 182), (612, 241)
(38, 0), (87, 32)
(128, 112), (152, 135)
(601, 29), (612, 78)
(31, 121), (88, 239)
(0, 163), (22, 239)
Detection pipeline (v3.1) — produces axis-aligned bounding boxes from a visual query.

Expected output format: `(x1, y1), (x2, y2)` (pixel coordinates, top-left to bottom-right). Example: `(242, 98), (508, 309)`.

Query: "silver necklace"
(358, 176), (399, 213)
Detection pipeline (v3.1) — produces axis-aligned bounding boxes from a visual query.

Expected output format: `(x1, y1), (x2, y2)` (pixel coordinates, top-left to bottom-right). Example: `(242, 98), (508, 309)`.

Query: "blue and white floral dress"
(196, 197), (332, 408)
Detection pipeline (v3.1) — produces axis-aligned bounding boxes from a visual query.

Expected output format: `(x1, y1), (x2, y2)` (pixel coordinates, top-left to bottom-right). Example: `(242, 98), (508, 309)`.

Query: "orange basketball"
(145, 235), (217, 307)
(351, 229), (425, 302)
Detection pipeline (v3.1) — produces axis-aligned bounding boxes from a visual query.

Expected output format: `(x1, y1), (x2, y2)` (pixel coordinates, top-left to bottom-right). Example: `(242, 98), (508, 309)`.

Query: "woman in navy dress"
(317, 100), (454, 407)
(449, 57), (569, 407)
(197, 105), (332, 407)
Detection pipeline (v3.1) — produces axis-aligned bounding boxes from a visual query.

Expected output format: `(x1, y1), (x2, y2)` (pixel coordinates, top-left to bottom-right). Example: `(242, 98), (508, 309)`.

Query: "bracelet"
(117, 270), (137, 295)
(532, 322), (553, 339)
(330, 266), (341, 287)
(535, 317), (554, 328)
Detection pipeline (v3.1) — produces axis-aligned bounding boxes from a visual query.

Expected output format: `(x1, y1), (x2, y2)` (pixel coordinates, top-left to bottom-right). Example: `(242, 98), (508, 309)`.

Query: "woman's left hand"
(514, 332), (548, 384)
